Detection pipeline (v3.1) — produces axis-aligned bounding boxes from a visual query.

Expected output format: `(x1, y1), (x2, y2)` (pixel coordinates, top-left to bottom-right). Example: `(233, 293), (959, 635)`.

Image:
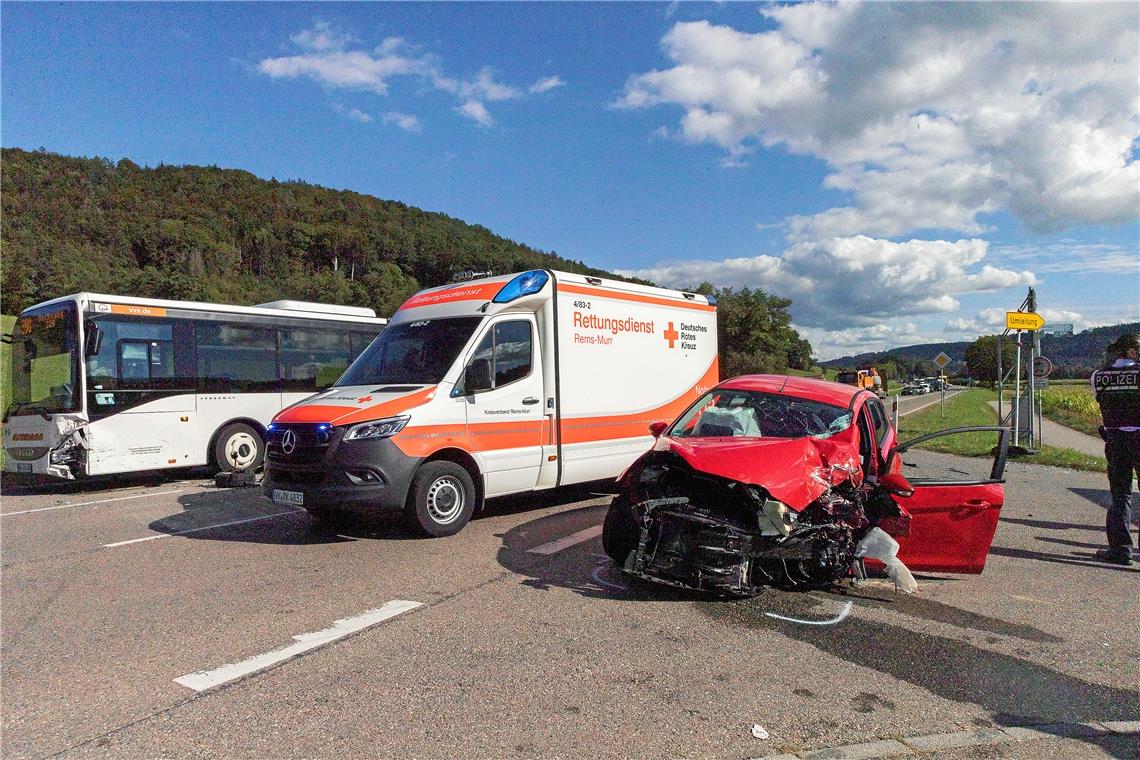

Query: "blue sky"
(3, 2), (1137, 358)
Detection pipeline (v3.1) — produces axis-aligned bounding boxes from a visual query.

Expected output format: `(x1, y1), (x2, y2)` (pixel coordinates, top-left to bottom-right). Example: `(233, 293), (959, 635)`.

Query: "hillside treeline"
(0, 148), (622, 316)
(0, 148), (819, 375)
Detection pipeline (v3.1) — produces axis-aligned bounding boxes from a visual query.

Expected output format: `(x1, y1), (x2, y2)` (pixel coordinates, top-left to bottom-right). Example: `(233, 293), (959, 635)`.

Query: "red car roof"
(717, 374), (868, 408)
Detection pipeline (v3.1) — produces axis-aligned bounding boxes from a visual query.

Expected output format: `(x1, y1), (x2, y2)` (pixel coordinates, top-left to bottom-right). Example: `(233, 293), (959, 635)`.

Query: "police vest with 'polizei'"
(1093, 367), (1140, 430)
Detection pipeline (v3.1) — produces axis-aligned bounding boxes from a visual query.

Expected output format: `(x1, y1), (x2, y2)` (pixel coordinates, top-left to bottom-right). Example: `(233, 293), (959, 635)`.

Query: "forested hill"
(822, 321), (1140, 379)
(0, 148), (623, 316)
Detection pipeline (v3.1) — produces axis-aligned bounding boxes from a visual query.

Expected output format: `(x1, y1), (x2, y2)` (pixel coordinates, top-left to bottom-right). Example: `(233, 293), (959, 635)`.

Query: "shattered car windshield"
(668, 389), (852, 439)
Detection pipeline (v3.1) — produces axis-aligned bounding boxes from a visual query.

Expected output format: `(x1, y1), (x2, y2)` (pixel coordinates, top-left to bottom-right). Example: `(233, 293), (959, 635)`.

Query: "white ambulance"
(262, 270), (718, 536)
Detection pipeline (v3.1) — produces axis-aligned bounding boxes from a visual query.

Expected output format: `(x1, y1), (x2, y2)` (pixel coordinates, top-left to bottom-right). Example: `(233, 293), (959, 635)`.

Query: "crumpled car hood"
(655, 434), (863, 510)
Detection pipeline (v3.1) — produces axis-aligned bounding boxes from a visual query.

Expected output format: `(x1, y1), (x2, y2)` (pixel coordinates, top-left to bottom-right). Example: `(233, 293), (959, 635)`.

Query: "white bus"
(3, 293), (386, 481)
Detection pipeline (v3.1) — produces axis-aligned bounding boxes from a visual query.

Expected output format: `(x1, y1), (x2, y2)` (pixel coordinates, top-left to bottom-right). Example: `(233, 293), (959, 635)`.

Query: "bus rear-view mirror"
(84, 321), (103, 357)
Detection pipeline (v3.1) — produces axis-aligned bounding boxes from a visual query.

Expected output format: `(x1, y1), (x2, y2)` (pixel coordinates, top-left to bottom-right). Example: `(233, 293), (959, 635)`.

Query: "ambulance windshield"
(337, 317), (483, 386)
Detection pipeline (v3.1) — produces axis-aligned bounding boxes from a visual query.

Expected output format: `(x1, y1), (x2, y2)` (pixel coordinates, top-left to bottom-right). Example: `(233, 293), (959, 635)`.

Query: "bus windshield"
(337, 317), (482, 387)
(7, 303), (81, 418)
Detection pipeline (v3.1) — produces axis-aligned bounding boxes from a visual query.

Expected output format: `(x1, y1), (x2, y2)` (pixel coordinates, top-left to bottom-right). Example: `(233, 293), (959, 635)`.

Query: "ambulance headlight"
(343, 416), (410, 441)
(493, 270), (549, 303)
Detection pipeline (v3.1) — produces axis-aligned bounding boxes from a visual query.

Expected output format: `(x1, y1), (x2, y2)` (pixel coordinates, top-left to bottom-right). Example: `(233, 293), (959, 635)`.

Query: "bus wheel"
(213, 423), (264, 472)
(405, 461), (475, 537)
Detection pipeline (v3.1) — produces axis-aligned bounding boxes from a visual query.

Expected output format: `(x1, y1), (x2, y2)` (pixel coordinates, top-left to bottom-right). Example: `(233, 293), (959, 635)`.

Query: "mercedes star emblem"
(281, 429), (297, 455)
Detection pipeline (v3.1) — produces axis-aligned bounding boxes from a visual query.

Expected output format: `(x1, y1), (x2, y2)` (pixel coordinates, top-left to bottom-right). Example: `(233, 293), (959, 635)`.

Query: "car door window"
(867, 399), (890, 446)
(469, 320), (532, 390)
(891, 427), (1009, 485)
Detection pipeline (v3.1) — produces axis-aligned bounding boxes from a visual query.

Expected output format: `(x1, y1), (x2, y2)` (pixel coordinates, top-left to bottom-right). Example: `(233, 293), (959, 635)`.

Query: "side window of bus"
(196, 323), (278, 392)
(349, 331), (378, 363)
(87, 319), (176, 389)
(280, 328), (350, 392)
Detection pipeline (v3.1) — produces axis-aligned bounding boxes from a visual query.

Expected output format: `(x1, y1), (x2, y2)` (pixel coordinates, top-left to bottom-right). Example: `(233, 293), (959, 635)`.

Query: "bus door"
(85, 316), (198, 474)
(460, 316), (546, 497)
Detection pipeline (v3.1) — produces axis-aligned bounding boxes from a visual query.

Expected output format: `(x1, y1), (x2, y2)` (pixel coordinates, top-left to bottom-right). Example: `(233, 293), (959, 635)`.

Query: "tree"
(694, 283), (812, 378)
(964, 335), (1018, 383)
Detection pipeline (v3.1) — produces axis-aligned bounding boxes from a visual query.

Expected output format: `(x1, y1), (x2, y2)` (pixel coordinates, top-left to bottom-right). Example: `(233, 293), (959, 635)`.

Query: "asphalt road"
(2, 439), (1137, 759)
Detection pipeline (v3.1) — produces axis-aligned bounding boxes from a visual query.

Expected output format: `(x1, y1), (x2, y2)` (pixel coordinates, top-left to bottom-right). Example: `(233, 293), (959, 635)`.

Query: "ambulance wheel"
(405, 462), (476, 537)
(213, 423), (264, 473)
(602, 496), (639, 564)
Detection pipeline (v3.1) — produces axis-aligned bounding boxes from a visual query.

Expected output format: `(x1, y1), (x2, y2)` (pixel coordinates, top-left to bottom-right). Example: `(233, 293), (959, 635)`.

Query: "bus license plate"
(273, 489), (304, 506)
(17, 464), (32, 473)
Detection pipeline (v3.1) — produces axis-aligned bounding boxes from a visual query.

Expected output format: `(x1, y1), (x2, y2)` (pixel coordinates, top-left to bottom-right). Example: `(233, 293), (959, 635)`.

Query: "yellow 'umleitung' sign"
(1006, 311), (1045, 331)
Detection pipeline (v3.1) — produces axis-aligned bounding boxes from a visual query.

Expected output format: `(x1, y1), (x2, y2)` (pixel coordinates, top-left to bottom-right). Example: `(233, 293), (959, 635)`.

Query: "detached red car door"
(889, 426), (1010, 574)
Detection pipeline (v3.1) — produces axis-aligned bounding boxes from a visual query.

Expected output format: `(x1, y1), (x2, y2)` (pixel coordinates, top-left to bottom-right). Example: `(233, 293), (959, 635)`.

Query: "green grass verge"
(897, 387), (1106, 472)
(1, 314), (13, 416)
(1039, 385), (1101, 437)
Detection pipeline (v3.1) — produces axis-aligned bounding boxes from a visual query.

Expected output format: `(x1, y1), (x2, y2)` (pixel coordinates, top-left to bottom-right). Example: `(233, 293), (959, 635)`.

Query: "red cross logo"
(663, 322), (679, 349)
(357, 395), (373, 403)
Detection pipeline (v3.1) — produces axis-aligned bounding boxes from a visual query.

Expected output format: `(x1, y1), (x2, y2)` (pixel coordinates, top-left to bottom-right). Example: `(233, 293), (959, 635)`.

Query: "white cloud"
(290, 21), (354, 52)
(457, 99), (493, 127)
(616, 4), (1140, 237)
(382, 111), (422, 132)
(617, 235), (1036, 331)
(259, 24), (563, 126)
(945, 307), (1091, 336)
(529, 76), (565, 94)
(346, 108), (373, 123)
(990, 241), (1140, 275)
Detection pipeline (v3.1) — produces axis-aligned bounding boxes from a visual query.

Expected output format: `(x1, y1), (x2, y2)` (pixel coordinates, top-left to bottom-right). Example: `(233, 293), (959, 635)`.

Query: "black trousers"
(1104, 429), (1138, 552)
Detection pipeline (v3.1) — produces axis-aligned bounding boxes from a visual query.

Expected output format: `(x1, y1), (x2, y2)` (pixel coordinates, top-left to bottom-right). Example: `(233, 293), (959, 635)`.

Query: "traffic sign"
(1034, 378), (1050, 390)
(1032, 356), (1053, 378)
(934, 351), (952, 369)
(1006, 311), (1046, 331)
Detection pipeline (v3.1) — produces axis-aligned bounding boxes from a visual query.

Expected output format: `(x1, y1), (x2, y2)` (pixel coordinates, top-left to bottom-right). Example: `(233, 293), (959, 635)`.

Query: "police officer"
(1091, 333), (1139, 566)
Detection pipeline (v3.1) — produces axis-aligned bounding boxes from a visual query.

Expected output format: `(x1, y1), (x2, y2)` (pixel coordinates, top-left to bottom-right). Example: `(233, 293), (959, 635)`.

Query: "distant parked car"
(902, 383), (925, 395)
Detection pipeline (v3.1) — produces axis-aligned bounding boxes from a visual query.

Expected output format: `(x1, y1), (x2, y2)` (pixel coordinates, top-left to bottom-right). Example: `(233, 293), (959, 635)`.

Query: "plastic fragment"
(855, 527), (918, 593)
(751, 724), (769, 740)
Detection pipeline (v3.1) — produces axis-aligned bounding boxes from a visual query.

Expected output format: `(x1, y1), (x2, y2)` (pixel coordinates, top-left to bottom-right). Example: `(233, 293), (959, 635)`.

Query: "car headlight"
(343, 416), (410, 441)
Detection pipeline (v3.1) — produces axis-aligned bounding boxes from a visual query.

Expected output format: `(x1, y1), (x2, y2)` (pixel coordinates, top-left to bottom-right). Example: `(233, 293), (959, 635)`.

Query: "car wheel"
(213, 423), (264, 472)
(404, 461), (476, 537)
(602, 496), (639, 564)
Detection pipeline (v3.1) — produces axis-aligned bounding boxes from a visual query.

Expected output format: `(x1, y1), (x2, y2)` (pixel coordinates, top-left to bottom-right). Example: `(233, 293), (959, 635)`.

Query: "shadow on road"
(1, 467), (209, 497)
(989, 544), (1138, 574)
(147, 479), (620, 546)
(699, 593), (1138, 759)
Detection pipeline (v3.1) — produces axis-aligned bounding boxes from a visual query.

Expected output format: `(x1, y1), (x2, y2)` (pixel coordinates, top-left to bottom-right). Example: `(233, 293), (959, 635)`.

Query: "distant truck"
(835, 366), (887, 398)
(263, 270), (718, 536)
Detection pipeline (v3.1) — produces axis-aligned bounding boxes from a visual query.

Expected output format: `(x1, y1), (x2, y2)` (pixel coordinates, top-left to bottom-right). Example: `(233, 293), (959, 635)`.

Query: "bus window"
(196, 323), (278, 393)
(281, 328), (349, 392)
(88, 319), (177, 389)
(350, 331), (378, 362)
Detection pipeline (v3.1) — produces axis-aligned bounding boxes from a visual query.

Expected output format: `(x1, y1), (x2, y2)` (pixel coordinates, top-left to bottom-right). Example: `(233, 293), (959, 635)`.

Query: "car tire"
(213, 423), (264, 472)
(404, 461), (476, 537)
(602, 496), (639, 564)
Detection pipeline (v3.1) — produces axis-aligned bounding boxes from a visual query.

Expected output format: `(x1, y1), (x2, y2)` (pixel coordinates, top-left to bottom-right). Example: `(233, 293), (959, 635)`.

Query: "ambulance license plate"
(273, 489), (304, 506)
(17, 464), (32, 473)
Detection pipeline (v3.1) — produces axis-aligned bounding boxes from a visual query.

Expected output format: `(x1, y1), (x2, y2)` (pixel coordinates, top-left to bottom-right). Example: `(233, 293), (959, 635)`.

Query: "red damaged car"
(601, 375), (1009, 595)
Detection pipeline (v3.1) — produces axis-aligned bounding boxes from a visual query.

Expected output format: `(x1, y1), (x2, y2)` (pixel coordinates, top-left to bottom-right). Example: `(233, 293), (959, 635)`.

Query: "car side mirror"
(880, 471), (915, 498)
(648, 421), (668, 438)
(463, 359), (493, 394)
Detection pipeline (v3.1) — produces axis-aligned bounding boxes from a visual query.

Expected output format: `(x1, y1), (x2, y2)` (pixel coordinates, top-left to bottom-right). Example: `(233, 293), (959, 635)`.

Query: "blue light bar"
(493, 270), (549, 304)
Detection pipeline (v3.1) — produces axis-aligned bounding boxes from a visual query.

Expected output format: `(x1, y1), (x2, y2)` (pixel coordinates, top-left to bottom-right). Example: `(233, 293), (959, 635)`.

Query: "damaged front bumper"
(622, 497), (855, 596)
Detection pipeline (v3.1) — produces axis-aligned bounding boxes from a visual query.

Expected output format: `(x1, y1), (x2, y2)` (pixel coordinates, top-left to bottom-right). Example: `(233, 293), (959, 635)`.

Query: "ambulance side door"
(461, 316), (545, 497)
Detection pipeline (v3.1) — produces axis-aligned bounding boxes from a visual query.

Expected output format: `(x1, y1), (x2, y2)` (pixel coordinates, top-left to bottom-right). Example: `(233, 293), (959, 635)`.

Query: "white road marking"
(102, 510), (302, 548)
(174, 600), (423, 692)
(765, 601), (853, 627)
(2, 489), (185, 517)
(527, 524), (603, 555)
